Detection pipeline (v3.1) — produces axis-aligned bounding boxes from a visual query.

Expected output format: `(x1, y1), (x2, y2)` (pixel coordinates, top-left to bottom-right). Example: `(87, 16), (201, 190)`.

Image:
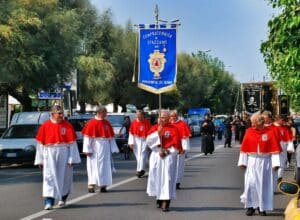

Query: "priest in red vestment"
(128, 110), (151, 177)
(238, 113), (281, 216)
(146, 110), (181, 212)
(82, 106), (119, 193)
(34, 105), (81, 210)
(170, 110), (191, 189)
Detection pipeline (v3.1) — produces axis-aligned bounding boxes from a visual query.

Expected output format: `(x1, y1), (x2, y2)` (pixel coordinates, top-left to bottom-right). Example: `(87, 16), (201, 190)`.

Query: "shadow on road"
(64, 202), (147, 209)
(172, 206), (244, 212)
(182, 186), (242, 191)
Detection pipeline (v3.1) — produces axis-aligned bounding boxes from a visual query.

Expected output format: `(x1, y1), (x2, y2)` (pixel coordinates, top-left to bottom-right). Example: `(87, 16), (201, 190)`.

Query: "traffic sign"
(38, 91), (62, 99)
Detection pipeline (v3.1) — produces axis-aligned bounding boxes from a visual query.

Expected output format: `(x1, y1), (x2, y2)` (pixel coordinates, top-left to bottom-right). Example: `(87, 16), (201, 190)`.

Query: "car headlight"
(24, 145), (36, 151)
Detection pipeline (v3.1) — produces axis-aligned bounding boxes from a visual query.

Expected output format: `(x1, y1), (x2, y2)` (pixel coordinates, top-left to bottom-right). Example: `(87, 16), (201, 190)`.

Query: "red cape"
(36, 120), (77, 146)
(240, 127), (281, 154)
(265, 124), (281, 144)
(82, 118), (114, 138)
(129, 118), (151, 138)
(171, 120), (192, 139)
(273, 125), (292, 142)
(148, 123), (181, 151)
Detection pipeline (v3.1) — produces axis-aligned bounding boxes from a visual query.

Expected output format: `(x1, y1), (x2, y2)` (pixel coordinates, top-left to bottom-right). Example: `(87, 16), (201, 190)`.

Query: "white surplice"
(83, 136), (119, 187)
(278, 140), (294, 178)
(34, 142), (81, 199)
(176, 138), (190, 184)
(146, 131), (178, 200)
(238, 152), (280, 211)
(128, 134), (148, 172)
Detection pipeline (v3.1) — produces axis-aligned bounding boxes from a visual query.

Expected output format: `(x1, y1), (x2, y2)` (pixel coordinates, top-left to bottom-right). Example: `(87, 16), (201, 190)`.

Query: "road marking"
(20, 143), (226, 220)
(185, 144), (223, 161)
(20, 175), (141, 220)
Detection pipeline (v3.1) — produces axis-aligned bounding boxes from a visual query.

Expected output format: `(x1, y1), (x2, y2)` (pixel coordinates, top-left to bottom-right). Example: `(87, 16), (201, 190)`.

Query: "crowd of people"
(34, 106), (299, 215)
(34, 106), (191, 212)
(238, 111), (298, 216)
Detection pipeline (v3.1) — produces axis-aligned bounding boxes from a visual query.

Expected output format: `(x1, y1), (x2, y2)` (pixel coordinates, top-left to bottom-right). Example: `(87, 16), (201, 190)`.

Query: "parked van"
(0, 112), (50, 166)
(187, 107), (211, 127)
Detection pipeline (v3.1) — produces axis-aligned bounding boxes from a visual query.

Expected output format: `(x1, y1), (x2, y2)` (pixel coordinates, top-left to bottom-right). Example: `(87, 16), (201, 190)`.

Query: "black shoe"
(100, 187), (107, 193)
(62, 194), (68, 202)
(259, 211), (266, 216)
(162, 200), (170, 212)
(246, 207), (255, 216)
(136, 170), (145, 178)
(257, 208), (267, 216)
(176, 183), (181, 190)
(156, 200), (162, 208)
(138, 170), (145, 178)
(88, 188), (95, 193)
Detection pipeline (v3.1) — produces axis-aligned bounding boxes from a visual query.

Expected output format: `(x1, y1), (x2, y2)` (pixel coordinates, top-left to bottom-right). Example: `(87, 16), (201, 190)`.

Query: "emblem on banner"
(148, 50), (167, 79)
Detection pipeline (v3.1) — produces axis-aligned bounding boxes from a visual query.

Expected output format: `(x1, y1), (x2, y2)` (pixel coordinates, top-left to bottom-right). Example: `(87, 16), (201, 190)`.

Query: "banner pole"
(154, 4), (162, 116)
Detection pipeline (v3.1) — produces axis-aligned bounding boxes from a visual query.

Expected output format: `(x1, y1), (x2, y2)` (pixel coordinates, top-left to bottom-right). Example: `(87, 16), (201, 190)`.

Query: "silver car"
(0, 112), (50, 166)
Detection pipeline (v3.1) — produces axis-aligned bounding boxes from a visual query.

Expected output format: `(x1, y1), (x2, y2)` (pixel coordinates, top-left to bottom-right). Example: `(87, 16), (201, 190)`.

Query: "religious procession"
(0, 1), (299, 220)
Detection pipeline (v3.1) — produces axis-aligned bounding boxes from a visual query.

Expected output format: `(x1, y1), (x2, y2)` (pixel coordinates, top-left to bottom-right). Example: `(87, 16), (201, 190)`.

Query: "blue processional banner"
(138, 26), (177, 94)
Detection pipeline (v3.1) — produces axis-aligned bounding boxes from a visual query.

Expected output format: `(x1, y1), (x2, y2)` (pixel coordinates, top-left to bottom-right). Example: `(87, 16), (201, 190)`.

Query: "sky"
(90, 0), (279, 83)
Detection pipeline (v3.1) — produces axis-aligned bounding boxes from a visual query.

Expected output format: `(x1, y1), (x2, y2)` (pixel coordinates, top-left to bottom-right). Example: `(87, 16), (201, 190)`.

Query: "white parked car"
(0, 112), (50, 166)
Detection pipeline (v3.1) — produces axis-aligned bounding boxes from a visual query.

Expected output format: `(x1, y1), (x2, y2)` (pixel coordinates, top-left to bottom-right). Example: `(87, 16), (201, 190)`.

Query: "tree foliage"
(0, 0), (83, 110)
(173, 52), (238, 114)
(261, 0), (300, 111)
(0, 1), (239, 114)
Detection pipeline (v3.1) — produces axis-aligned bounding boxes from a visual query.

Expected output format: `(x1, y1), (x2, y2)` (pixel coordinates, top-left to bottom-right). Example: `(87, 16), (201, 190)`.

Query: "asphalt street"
(0, 137), (292, 220)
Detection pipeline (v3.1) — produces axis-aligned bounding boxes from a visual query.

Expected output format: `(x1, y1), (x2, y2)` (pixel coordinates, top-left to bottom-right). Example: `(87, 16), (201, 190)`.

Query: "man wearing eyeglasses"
(35, 105), (81, 210)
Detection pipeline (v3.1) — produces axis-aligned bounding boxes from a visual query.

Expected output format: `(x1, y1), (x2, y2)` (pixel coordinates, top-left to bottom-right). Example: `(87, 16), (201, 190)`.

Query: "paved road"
(0, 137), (292, 220)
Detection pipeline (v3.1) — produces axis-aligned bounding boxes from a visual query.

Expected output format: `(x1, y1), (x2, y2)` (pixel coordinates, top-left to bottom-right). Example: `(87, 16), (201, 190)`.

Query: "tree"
(173, 52), (238, 114)
(0, 0), (83, 110)
(261, 0), (300, 111)
(75, 8), (116, 112)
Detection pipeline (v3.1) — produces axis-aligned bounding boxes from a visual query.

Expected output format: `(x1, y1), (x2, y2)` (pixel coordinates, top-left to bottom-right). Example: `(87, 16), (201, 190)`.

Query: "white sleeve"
(128, 133), (135, 145)
(287, 141), (295, 152)
(169, 146), (179, 155)
(182, 138), (190, 150)
(237, 152), (248, 167)
(271, 153), (281, 167)
(34, 142), (44, 165)
(146, 131), (161, 152)
(68, 142), (81, 164)
(82, 136), (94, 153)
(110, 138), (120, 153)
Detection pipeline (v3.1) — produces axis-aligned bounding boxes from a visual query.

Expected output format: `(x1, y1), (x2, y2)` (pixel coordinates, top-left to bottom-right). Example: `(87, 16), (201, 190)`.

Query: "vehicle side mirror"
(278, 181), (300, 196)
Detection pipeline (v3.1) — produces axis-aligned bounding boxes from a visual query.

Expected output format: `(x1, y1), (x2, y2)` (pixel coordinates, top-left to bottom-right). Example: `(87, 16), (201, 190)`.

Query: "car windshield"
(2, 124), (40, 138)
(188, 114), (204, 121)
(106, 115), (124, 127)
